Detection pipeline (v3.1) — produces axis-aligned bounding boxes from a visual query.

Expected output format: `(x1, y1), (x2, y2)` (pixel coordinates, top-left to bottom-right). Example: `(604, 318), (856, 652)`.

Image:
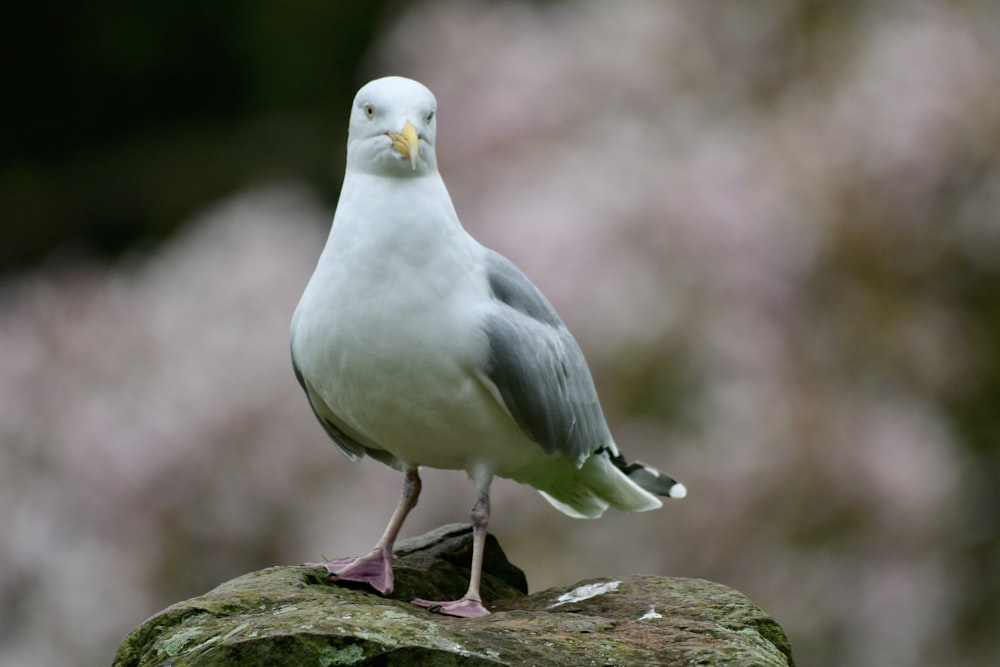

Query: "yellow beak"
(387, 121), (419, 169)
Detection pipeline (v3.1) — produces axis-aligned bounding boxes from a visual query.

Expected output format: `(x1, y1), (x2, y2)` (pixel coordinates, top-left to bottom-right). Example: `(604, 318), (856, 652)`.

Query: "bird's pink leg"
(307, 468), (420, 595)
(411, 487), (492, 618)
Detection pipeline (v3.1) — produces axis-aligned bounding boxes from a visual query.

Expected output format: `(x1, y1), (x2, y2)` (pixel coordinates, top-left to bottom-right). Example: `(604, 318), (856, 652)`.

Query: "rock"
(114, 524), (794, 666)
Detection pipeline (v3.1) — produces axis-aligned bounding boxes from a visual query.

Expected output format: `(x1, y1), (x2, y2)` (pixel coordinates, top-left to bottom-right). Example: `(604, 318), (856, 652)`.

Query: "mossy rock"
(114, 524), (793, 666)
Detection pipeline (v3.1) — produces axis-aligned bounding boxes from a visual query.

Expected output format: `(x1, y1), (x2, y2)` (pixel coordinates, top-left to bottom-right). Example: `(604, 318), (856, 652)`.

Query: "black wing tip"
(606, 449), (687, 499)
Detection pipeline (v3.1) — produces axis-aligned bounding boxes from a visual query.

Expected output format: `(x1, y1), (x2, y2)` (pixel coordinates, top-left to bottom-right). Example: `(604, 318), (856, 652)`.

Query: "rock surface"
(114, 524), (794, 666)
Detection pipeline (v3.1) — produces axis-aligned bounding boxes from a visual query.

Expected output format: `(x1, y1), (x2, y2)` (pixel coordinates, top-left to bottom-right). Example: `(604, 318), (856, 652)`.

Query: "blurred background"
(2, 1), (998, 665)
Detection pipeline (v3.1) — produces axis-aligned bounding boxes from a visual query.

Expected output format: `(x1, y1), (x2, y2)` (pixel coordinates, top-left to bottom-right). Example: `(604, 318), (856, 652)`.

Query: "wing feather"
(481, 250), (612, 462)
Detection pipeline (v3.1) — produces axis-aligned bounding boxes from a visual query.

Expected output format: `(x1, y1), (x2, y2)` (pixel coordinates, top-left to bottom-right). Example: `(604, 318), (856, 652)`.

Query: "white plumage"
(291, 76), (684, 617)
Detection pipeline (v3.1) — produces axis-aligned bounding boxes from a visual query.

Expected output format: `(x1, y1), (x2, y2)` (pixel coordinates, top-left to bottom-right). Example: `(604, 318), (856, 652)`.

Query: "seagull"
(290, 76), (685, 618)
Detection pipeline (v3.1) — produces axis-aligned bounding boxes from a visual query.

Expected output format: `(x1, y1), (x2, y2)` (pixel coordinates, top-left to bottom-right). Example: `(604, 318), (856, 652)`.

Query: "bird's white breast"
(291, 173), (538, 473)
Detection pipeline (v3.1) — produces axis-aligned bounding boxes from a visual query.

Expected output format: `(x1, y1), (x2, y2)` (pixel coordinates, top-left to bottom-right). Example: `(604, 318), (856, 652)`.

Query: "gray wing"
(290, 345), (404, 470)
(482, 249), (613, 462)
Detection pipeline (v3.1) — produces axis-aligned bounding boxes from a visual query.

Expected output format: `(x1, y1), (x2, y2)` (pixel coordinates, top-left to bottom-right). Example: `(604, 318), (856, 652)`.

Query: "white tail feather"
(538, 490), (608, 519)
(512, 452), (663, 519)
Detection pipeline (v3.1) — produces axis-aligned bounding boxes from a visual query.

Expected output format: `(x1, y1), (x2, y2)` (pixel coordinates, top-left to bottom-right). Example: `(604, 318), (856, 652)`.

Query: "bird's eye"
(363, 103), (375, 119)
(426, 110), (434, 123)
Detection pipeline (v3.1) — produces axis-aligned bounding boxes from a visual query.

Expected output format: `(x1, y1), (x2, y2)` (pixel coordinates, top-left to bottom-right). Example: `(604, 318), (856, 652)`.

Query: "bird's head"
(347, 76), (438, 176)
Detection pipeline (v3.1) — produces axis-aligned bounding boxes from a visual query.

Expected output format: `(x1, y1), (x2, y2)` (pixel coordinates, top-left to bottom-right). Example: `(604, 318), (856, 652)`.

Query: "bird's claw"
(305, 549), (394, 595)
(411, 596), (491, 618)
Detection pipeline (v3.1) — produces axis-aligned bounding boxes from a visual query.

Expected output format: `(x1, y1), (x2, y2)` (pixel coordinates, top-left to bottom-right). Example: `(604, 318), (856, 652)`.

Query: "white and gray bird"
(290, 76), (685, 618)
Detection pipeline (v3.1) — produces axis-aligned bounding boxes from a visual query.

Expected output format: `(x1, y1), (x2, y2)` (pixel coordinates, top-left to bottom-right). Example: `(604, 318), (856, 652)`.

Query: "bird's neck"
(339, 170), (461, 235)
(318, 170), (475, 282)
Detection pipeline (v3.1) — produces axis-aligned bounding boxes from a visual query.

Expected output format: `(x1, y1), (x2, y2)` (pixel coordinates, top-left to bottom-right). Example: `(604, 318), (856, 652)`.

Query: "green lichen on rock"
(114, 524), (794, 666)
(319, 644), (365, 665)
